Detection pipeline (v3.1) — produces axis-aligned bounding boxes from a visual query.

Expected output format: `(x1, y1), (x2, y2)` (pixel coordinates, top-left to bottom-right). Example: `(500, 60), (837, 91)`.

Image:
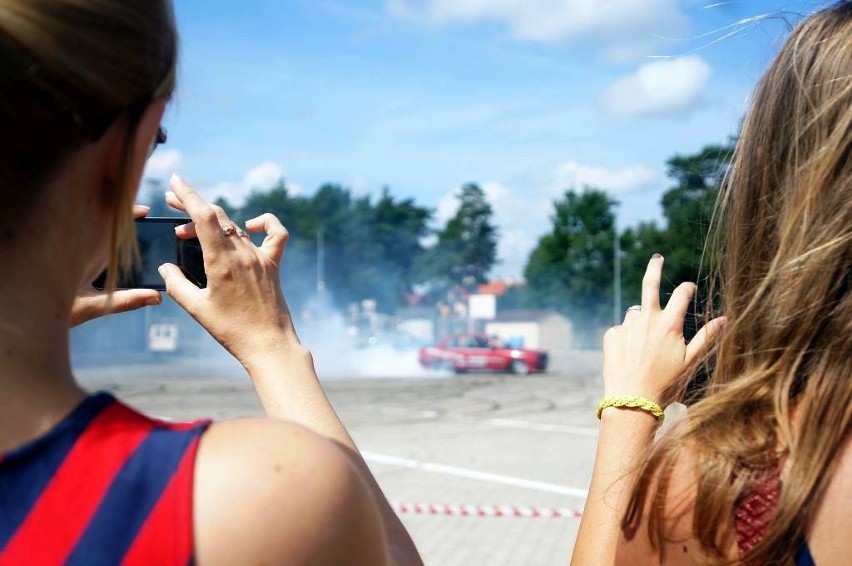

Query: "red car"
(418, 334), (548, 375)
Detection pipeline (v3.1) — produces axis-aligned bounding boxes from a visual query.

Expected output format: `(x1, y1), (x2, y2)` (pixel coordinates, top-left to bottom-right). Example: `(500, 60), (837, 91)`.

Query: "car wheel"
(510, 360), (530, 376)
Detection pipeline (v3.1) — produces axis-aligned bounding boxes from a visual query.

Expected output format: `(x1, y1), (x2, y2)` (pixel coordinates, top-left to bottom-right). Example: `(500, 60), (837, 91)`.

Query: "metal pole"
(317, 227), (325, 294)
(613, 214), (621, 325)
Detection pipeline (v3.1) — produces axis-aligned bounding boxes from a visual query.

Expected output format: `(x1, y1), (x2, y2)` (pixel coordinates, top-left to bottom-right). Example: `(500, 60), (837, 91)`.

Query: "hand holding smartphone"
(93, 217), (207, 291)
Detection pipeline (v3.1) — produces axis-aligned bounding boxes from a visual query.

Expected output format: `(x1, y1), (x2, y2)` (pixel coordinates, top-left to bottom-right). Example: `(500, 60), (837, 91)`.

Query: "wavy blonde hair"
(0, 0), (177, 286)
(624, 2), (852, 563)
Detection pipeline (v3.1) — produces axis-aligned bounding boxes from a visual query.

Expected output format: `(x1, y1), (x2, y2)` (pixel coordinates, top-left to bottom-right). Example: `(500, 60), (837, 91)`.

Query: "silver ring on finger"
(626, 305), (642, 313)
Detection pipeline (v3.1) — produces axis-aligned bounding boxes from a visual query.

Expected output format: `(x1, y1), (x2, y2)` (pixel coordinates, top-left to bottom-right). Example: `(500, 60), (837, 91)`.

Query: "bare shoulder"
(616, 442), (730, 565)
(193, 419), (388, 566)
(808, 434), (852, 565)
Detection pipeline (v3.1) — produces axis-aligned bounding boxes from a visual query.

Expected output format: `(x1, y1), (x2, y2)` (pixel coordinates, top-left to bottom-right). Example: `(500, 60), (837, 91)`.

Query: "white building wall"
(537, 316), (573, 351)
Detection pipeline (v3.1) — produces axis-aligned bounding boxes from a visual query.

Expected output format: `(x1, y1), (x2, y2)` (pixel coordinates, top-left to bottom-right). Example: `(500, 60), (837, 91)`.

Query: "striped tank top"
(0, 392), (209, 565)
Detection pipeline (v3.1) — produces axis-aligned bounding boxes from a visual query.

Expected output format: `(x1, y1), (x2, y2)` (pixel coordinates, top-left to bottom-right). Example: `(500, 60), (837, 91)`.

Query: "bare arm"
(194, 419), (390, 566)
(160, 175), (421, 566)
(573, 411), (658, 566)
(244, 347), (421, 566)
(571, 255), (724, 566)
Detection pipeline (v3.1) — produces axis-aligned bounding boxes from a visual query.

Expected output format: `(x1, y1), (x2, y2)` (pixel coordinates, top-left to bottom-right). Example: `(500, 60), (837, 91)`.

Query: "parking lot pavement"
(77, 351), (604, 566)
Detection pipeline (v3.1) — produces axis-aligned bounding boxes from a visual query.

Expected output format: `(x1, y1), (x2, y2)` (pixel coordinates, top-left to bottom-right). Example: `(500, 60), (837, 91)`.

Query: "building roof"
(476, 281), (509, 297)
(490, 309), (564, 323)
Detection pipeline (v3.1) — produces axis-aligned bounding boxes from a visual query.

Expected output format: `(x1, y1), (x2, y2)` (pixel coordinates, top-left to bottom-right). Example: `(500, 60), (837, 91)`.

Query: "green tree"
(619, 142), (735, 306)
(234, 182), (432, 314)
(422, 183), (498, 290)
(659, 143), (733, 285)
(524, 188), (616, 341)
(618, 221), (667, 309)
(371, 188), (432, 308)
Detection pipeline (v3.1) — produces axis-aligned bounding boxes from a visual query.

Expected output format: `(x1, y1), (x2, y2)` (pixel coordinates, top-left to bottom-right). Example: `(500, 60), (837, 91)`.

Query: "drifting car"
(418, 333), (548, 375)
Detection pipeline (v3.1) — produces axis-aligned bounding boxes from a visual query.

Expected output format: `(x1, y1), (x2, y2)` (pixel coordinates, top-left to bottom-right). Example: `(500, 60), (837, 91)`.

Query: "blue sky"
(145, 0), (825, 278)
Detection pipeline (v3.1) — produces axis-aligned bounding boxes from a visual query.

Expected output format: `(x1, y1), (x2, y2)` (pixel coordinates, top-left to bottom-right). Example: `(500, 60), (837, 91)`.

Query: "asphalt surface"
(76, 350), (605, 566)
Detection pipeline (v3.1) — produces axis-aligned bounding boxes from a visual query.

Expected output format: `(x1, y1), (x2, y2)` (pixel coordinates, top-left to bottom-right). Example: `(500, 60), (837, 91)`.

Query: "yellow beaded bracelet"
(596, 396), (665, 424)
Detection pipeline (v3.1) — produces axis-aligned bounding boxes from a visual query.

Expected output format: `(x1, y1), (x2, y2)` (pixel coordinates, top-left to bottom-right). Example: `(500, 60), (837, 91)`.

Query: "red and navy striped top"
(0, 392), (209, 565)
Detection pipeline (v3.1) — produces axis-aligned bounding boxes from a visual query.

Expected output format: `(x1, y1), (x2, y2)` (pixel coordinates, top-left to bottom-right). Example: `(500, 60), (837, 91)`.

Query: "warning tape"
(391, 502), (582, 519)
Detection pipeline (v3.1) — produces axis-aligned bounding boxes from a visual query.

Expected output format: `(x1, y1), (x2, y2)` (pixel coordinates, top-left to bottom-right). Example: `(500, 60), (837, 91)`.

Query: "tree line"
(142, 141), (734, 341)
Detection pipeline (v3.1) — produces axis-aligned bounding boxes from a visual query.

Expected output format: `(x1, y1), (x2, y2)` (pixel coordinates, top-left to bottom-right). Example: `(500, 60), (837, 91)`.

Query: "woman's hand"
(70, 205), (162, 327)
(602, 254), (725, 407)
(157, 174), (300, 371)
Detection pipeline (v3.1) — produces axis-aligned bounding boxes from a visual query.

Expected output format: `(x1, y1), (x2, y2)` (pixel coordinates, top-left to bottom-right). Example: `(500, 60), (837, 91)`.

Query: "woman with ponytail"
(0, 1), (419, 564)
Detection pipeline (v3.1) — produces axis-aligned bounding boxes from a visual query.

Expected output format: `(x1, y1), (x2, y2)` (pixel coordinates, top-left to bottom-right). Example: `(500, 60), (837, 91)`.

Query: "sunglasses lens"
(148, 127), (167, 157)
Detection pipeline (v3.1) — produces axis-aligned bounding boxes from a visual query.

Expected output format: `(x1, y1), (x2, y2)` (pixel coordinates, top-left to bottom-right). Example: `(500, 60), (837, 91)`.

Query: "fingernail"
(158, 264), (169, 277)
(137, 204), (151, 212)
(653, 253), (663, 259)
(170, 173), (183, 185)
(145, 295), (162, 306)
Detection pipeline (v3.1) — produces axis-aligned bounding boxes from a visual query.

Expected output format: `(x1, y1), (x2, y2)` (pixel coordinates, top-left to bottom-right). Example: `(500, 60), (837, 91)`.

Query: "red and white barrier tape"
(391, 502), (582, 519)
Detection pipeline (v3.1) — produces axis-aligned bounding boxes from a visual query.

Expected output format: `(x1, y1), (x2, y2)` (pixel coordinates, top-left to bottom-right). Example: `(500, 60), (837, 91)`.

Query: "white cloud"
(203, 161), (290, 204)
(549, 162), (658, 194)
(386, 0), (687, 59)
(604, 56), (711, 116)
(143, 149), (182, 180)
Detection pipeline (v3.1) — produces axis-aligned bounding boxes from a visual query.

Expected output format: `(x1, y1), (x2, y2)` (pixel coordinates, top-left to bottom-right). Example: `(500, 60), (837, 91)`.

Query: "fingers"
(158, 263), (202, 309)
(664, 281), (697, 326)
(132, 204), (151, 219)
(623, 307), (642, 324)
(164, 190), (186, 212)
(245, 213), (289, 264)
(168, 175), (229, 247)
(174, 221), (197, 239)
(641, 254), (664, 312)
(110, 289), (162, 312)
(685, 316), (727, 367)
(70, 289), (161, 327)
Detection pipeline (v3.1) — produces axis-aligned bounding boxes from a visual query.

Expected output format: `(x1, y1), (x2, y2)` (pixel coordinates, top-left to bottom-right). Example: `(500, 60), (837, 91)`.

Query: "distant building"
(485, 310), (572, 351)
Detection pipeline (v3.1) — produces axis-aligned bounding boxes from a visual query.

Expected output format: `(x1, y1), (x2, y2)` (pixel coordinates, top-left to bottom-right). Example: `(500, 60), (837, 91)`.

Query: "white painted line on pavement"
(487, 418), (599, 437)
(363, 451), (588, 499)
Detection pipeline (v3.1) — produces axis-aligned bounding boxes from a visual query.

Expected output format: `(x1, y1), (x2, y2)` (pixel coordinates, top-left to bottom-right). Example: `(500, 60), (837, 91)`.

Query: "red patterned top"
(734, 469), (782, 557)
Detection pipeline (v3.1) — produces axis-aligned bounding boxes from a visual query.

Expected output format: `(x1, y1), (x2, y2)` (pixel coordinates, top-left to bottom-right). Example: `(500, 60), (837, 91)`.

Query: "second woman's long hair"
(623, 3), (852, 564)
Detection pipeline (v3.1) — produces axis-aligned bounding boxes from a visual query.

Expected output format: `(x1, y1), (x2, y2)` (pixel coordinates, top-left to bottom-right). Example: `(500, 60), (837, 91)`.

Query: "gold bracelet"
(596, 395), (665, 423)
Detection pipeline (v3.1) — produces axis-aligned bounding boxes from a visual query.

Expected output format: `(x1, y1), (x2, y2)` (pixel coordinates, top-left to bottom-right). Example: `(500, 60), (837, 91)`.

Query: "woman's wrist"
(239, 338), (314, 379)
(598, 406), (662, 429)
(596, 395), (665, 424)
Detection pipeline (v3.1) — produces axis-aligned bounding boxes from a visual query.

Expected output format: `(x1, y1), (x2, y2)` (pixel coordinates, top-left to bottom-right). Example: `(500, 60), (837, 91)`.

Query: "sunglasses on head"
(88, 97), (167, 157)
(150, 126), (167, 156)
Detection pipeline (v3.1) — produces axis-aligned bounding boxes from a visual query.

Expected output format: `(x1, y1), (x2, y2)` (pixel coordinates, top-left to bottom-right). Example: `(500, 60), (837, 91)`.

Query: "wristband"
(596, 396), (665, 424)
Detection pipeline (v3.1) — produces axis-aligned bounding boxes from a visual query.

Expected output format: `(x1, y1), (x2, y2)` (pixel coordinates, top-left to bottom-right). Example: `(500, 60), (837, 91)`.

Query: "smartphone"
(682, 299), (716, 404)
(93, 217), (206, 291)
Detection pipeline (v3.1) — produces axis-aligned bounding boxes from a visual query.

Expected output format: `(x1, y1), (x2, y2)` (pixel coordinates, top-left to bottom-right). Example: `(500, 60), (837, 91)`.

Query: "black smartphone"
(682, 299), (716, 404)
(93, 217), (206, 291)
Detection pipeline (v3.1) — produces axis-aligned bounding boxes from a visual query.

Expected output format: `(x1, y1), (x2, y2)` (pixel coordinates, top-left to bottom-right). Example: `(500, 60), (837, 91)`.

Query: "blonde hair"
(0, 0), (178, 286)
(624, 2), (852, 564)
